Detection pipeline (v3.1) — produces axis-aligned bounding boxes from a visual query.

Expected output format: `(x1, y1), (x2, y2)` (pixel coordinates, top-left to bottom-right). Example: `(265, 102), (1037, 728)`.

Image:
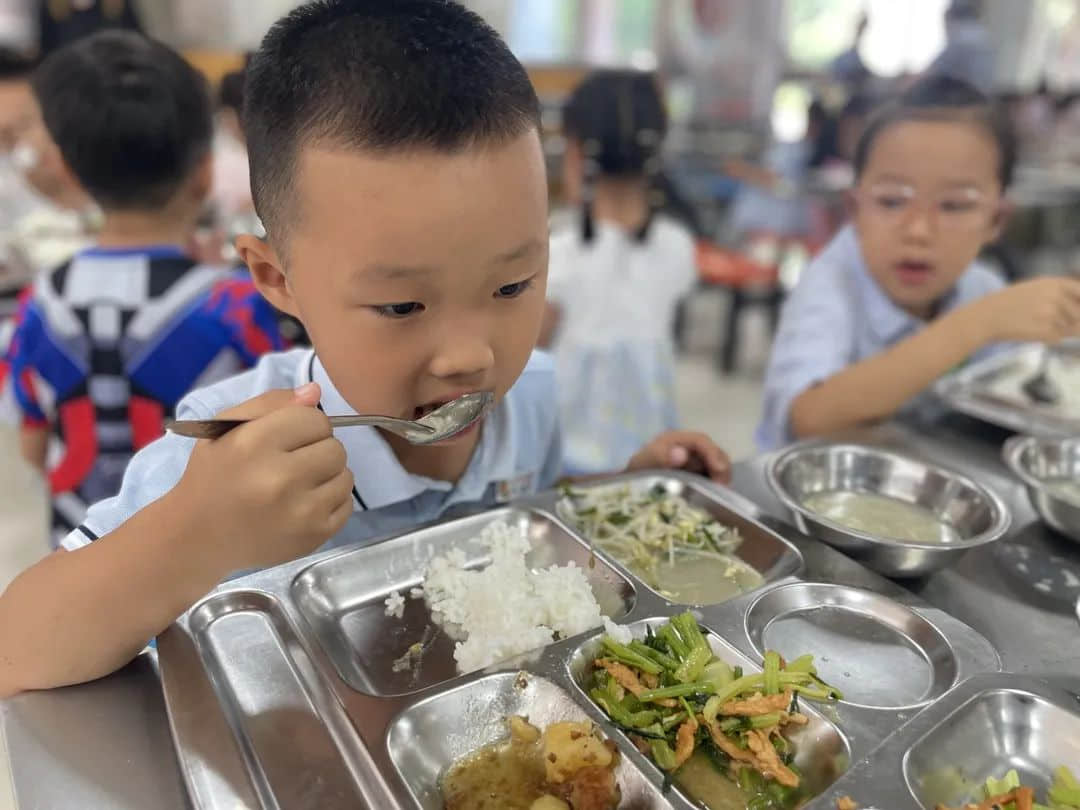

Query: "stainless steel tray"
(935, 342), (1080, 436)
(743, 583), (958, 710)
(815, 672), (1080, 809)
(158, 471), (1002, 809)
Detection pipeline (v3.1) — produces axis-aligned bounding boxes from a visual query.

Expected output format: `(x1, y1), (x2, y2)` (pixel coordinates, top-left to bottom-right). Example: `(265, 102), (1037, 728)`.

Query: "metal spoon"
(166, 391), (494, 444)
(1022, 347), (1060, 406)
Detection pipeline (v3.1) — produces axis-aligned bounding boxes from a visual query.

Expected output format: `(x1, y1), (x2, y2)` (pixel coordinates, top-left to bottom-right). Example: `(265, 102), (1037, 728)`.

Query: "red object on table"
(695, 240), (779, 287)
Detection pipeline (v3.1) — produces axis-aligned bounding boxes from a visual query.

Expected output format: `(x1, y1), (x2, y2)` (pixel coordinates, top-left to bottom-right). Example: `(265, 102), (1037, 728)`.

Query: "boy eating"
(0, 0), (728, 696)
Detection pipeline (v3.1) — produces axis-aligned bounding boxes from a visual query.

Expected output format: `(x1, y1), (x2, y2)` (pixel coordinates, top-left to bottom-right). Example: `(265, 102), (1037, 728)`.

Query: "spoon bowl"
(1022, 347), (1061, 406)
(166, 391), (495, 444)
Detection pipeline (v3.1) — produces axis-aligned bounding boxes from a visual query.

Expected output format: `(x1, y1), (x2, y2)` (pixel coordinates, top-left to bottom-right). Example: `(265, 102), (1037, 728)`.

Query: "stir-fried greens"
(587, 613), (842, 809)
(559, 484), (750, 595)
(939, 767), (1080, 810)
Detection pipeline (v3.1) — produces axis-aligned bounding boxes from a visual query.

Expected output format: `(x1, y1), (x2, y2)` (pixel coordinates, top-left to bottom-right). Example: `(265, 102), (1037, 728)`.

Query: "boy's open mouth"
(894, 259), (934, 285)
(412, 393), (476, 421)
(413, 402), (447, 420)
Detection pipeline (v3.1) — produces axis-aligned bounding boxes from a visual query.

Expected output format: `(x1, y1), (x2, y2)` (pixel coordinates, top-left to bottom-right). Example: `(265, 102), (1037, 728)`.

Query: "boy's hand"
(173, 382), (354, 575)
(626, 431), (732, 483)
(971, 277), (1080, 344)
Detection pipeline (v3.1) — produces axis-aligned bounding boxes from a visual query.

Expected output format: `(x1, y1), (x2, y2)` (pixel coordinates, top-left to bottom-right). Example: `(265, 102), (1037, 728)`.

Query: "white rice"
(603, 617), (633, 645)
(384, 590), (405, 619)
(417, 519), (605, 673)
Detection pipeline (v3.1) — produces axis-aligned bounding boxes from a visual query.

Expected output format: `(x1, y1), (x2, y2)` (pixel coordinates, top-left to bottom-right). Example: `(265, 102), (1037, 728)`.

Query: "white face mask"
(10, 141), (39, 173)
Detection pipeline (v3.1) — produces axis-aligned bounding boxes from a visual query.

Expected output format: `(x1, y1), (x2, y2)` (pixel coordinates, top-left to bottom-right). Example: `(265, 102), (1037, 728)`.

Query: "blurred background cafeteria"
(3, 0), (1080, 585)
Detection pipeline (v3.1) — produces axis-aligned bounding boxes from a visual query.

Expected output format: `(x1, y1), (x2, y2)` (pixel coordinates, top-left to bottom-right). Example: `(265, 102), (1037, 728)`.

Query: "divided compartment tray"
(816, 672), (1080, 810)
(935, 341), (1080, 436)
(550, 471), (805, 605)
(566, 618), (853, 809)
(386, 671), (669, 809)
(157, 470), (1003, 809)
(291, 506), (637, 696)
(743, 583), (958, 710)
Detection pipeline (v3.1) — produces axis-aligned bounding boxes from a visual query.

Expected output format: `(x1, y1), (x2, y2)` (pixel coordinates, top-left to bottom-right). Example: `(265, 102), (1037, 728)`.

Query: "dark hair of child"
(854, 75), (1017, 189)
(0, 48), (35, 81)
(31, 29), (212, 211)
(218, 70), (244, 117)
(243, 0), (540, 243)
(562, 69), (668, 243)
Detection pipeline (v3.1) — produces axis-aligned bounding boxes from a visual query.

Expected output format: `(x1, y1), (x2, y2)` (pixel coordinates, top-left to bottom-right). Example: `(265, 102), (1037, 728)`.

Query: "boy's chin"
(884, 283), (950, 318)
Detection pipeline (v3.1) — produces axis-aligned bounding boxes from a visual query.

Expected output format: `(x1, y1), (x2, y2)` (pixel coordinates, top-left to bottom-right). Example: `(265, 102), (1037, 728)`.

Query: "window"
(506, 0), (580, 63)
(787, 0), (950, 78)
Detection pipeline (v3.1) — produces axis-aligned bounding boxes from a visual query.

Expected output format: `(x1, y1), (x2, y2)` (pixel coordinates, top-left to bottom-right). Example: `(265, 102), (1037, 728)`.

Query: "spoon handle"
(166, 414), (434, 440)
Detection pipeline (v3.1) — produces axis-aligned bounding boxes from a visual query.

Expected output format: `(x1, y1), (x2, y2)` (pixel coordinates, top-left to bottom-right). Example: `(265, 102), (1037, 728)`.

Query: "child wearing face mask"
(757, 76), (1080, 450)
(542, 70), (699, 475)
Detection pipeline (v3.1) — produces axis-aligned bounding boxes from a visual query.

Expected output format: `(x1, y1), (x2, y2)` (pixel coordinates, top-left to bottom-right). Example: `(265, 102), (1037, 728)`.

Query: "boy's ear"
(190, 151), (213, 203)
(236, 235), (301, 318)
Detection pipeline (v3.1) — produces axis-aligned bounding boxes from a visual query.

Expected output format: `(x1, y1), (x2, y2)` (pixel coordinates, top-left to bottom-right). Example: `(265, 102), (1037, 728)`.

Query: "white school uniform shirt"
(756, 225), (1005, 451)
(60, 348), (562, 555)
(546, 216), (697, 475)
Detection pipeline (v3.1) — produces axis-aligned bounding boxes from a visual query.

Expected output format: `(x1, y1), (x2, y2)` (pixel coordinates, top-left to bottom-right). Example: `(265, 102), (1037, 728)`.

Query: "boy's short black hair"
(854, 75), (1016, 189)
(0, 48), (34, 81)
(31, 30), (212, 211)
(218, 70), (244, 115)
(244, 0), (541, 242)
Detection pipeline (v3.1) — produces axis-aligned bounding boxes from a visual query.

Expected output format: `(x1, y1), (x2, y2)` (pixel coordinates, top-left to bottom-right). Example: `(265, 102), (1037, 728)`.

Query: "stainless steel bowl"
(767, 443), (1011, 577)
(1003, 434), (1080, 544)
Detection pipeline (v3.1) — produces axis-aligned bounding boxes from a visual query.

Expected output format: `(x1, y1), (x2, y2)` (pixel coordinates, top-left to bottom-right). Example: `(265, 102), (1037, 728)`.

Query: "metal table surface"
(1, 653), (190, 810)
(2, 415), (1077, 809)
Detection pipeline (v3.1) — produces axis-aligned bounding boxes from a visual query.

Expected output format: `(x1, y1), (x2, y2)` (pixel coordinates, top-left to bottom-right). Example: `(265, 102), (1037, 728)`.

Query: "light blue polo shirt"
(757, 225), (1004, 451)
(61, 348), (562, 553)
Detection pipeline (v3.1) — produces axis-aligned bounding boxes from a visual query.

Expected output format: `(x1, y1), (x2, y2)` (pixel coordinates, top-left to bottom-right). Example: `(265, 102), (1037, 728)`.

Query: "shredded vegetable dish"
(938, 767), (1080, 810)
(587, 613), (842, 809)
(559, 485), (762, 604)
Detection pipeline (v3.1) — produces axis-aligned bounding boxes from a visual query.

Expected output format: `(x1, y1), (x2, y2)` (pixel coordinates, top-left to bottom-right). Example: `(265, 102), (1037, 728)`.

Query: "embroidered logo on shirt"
(495, 472), (535, 503)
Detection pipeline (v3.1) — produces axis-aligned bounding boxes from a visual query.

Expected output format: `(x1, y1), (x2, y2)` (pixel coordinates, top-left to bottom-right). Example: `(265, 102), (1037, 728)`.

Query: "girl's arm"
(789, 306), (986, 438)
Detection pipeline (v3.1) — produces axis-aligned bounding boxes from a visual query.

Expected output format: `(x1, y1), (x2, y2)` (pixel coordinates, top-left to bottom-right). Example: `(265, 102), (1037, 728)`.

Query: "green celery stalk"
(650, 739), (680, 771)
(763, 651), (781, 695)
(785, 654), (816, 674)
(625, 709), (661, 728)
(590, 689), (635, 727)
(639, 681), (713, 701)
(629, 640), (678, 671)
(1049, 785), (1080, 806)
(674, 644), (712, 684)
(661, 711), (688, 731)
(749, 711), (782, 729)
(985, 770), (1021, 797)
(720, 717), (744, 733)
(702, 660), (735, 691)
(657, 623), (689, 660)
(1056, 766), (1080, 790)
(601, 637), (663, 675)
(634, 722), (669, 739)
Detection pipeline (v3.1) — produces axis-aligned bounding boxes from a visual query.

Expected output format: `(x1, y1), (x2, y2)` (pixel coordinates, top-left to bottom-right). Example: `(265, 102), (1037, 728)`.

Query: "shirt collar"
(299, 351), (516, 510)
(78, 244), (189, 260)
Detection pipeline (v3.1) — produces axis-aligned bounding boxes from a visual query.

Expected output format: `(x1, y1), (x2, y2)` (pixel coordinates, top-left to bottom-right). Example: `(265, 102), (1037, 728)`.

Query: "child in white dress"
(544, 70), (697, 475)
